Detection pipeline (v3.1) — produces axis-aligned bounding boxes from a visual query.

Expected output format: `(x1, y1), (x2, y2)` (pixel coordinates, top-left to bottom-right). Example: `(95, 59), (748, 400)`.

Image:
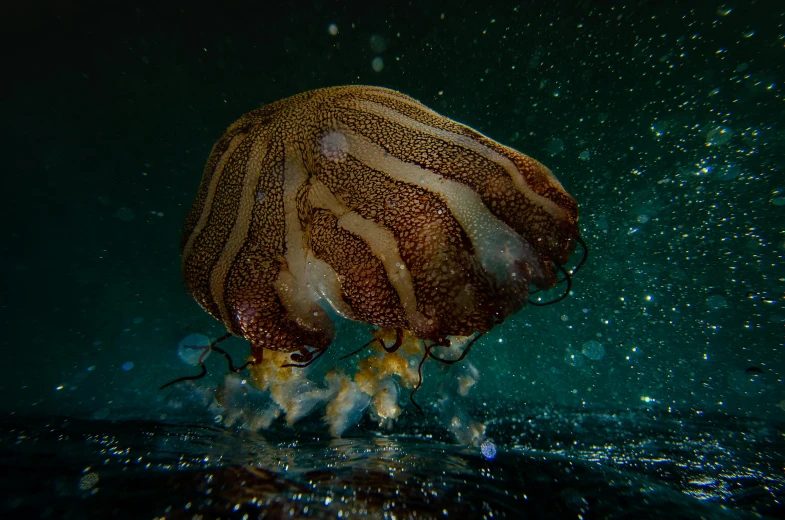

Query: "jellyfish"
(171, 86), (583, 436)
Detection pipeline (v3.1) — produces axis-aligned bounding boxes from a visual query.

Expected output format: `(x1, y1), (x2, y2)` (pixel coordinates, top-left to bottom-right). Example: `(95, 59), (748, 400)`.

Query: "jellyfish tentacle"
(159, 363), (207, 390)
(382, 328), (405, 353)
(569, 235), (589, 276)
(205, 333), (254, 374)
(159, 333), (233, 390)
(337, 328), (404, 362)
(427, 332), (485, 365)
(552, 234), (589, 283)
(529, 234), (587, 298)
(339, 337), (383, 360)
(211, 344), (256, 373)
(528, 265), (572, 306)
(409, 340), (433, 415)
(288, 346), (313, 363)
(403, 332), (486, 412)
(281, 345), (328, 368)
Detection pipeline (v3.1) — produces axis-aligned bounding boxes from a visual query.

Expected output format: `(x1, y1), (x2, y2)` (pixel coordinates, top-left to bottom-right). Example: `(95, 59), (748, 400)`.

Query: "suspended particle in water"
(565, 347), (585, 367)
(705, 126), (733, 146)
(121, 361), (134, 371)
(706, 294), (729, 311)
(581, 340), (605, 361)
(328, 24), (339, 36)
(727, 369), (766, 397)
(177, 333), (212, 366)
(79, 472), (99, 491)
(547, 138), (565, 156)
(369, 34), (387, 53)
(481, 440), (497, 460)
(716, 163), (742, 181)
(114, 207), (136, 222)
(561, 487), (589, 513)
(372, 56), (384, 72)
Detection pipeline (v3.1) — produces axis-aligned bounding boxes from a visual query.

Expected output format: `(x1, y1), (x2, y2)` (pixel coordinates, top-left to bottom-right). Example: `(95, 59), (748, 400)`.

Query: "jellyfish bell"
(174, 85), (582, 433)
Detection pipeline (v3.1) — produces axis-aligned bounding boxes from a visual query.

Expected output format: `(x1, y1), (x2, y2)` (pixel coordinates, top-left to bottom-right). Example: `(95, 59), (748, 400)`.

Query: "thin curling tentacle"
(529, 234), (587, 296)
(570, 235), (589, 276)
(159, 333), (241, 390)
(529, 264), (572, 306)
(427, 332), (485, 365)
(159, 346), (211, 390)
(281, 347), (328, 368)
(339, 337), (383, 360)
(383, 329), (405, 353)
(211, 344), (256, 372)
(554, 234), (588, 281)
(409, 340), (433, 415)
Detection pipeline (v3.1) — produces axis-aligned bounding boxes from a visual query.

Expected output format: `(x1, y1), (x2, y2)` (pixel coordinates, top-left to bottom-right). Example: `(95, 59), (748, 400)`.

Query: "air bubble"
(480, 440), (497, 460)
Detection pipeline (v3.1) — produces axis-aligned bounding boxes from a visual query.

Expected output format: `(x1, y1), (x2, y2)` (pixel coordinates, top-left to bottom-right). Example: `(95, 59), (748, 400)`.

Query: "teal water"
(1, 1), (783, 517)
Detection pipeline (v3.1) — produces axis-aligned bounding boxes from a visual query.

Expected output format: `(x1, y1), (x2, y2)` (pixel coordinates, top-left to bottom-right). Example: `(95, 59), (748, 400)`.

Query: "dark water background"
(2, 0), (784, 518)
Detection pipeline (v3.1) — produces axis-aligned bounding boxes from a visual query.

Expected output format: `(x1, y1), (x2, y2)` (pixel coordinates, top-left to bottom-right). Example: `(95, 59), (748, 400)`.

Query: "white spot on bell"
(321, 130), (349, 162)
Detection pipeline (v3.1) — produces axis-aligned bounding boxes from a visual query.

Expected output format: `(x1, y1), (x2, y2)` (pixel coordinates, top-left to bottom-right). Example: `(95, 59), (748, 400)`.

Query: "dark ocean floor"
(2, 407), (782, 519)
